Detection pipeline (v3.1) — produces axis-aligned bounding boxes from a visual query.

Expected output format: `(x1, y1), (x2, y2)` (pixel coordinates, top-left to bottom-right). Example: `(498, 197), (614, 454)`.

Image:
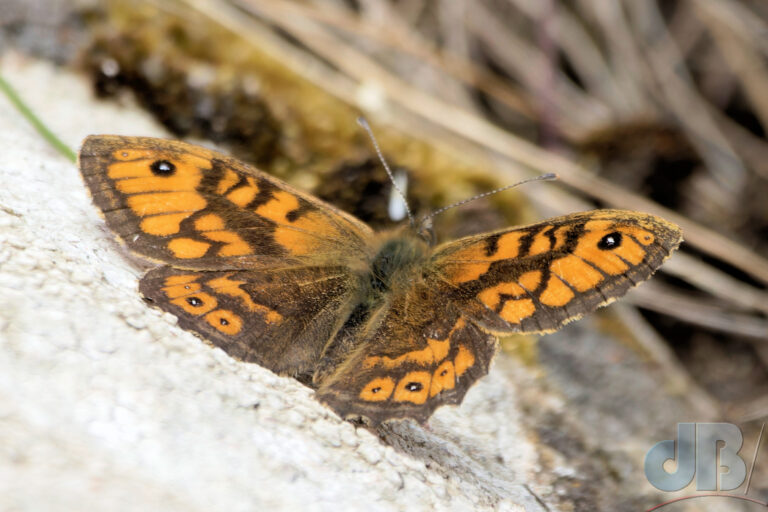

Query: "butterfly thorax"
(367, 229), (430, 295)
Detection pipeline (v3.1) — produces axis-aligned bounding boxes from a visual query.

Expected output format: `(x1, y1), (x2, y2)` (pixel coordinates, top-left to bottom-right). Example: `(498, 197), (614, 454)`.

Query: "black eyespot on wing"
(187, 296), (203, 307)
(220, 317), (229, 326)
(371, 387), (382, 394)
(405, 382), (423, 392)
(597, 232), (622, 250)
(150, 160), (176, 176)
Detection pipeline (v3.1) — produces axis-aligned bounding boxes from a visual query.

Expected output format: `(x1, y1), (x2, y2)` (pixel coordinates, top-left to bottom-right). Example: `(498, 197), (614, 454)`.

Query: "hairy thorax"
(365, 228), (430, 296)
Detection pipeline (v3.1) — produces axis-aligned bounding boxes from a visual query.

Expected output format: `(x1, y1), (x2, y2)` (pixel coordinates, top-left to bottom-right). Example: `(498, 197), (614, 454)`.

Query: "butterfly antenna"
(357, 116), (415, 227)
(422, 173), (558, 223)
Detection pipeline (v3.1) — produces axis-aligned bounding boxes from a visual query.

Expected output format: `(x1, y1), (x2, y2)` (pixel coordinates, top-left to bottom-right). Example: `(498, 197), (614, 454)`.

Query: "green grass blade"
(0, 73), (77, 163)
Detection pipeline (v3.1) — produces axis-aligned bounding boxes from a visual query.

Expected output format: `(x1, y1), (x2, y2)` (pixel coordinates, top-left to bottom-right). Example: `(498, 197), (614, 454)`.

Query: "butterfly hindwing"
(429, 209), (683, 334)
(139, 265), (361, 375)
(79, 135), (373, 268)
(315, 284), (496, 425)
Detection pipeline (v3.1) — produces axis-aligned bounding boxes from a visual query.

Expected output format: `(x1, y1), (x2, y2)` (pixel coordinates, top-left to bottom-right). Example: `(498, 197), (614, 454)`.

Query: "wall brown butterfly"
(78, 135), (682, 426)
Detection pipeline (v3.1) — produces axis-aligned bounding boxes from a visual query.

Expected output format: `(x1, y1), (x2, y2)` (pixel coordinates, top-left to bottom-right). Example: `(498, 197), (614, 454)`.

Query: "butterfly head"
(415, 215), (436, 246)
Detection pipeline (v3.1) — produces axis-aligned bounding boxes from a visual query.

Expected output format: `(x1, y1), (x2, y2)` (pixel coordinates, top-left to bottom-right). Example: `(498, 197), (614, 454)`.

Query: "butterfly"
(78, 135), (682, 426)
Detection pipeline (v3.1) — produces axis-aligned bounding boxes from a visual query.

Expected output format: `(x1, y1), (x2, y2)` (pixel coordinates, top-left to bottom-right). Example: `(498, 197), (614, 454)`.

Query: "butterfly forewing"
(429, 210), (682, 334)
(79, 135), (373, 269)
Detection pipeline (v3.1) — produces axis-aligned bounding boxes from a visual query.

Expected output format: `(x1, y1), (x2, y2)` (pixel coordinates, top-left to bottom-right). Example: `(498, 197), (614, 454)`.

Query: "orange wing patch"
(529, 225), (573, 254)
(167, 238), (211, 259)
(171, 292), (218, 315)
(539, 275), (575, 307)
(550, 255), (604, 292)
(201, 231), (251, 257)
(363, 337), (448, 368)
(207, 275), (283, 324)
(583, 219), (614, 231)
(429, 361), (456, 397)
(161, 274), (202, 298)
(226, 176), (259, 207)
(454, 345), (475, 377)
(475, 270), (541, 324)
(216, 168), (240, 195)
(159, 274), (274, 337)
(192, 213), (253, 257)
(499, 298), (535, 323)
(442, 231), (527, 284)
(519, 270), (542, 290)
(140, 213), (191, 236)
(574, 225), (658, 275)
(624, 226), (655, 246)
(363, 318), (464, 369)
(552, 225), (570, 250)
(254, 190), (344, 256)
(275, 212), (340, 256)
(358, 318), (479, 404)
(610, 228), (649, 264)
(359, 377), (395, 402)
(109, 153), (211, 239)
(113, 148), (156, 161)
(573, 231), (629, 275)
(127, 191), (206, 215)
(195, 214), (225, 231)
(477, 282), (525, 309)
(254, 190), (300, 223)
(393, 371), (431, 404)
(205, 309), (243, 335)
(528, 230), (552, 255)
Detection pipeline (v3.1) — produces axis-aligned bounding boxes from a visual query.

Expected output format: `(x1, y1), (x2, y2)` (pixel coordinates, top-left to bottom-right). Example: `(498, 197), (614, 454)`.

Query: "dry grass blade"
(729, 394), (768, 423)
(469, 1), (611, 130)
(716, 111), (768, 181)
(240, 0), (538, 121)
(693, 0), (768, 58)
(580, 0), (651, 115)
(628, 1), (747, 196)
(627, 283), (768, 341)
(506, 0), (627, 117)
(663, 252), (768, 317)
(695, 3), (768, 134)
(611, 304), (719, 417)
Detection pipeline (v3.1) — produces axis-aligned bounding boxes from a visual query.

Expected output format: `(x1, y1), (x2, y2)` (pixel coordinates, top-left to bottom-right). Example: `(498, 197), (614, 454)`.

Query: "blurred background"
(2, 0), (768, 510)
